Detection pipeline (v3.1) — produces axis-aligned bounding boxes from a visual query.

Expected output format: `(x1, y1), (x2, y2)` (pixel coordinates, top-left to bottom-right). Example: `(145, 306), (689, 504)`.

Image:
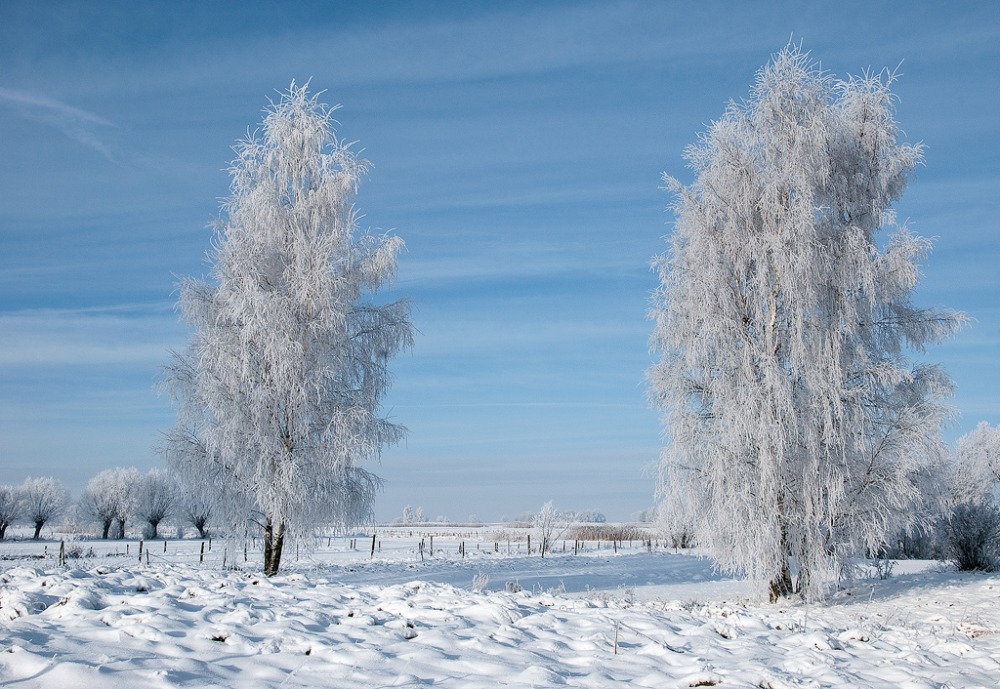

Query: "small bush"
(944, 502), (1000, 572)
(471, 572), (490, 593)
(64, 544), (94, 559)
(882, 523), (945, 560)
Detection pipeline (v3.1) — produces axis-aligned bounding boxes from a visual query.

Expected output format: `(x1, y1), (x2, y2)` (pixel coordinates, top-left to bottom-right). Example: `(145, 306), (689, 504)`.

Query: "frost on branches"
(0, 484), (20, 540)
(648, 46), (964, 601)
(944, 423), (1000, 571)
(163, 83), (412, 576)
(78, 468), (140, 540)
(950, 422), (1000, 506)
(19, 477), (69, 541)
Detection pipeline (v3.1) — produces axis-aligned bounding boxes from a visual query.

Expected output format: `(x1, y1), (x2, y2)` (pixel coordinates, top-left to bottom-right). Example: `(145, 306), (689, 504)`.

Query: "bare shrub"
(568, 524), (649, 543)
(944, 502), (1000, 572)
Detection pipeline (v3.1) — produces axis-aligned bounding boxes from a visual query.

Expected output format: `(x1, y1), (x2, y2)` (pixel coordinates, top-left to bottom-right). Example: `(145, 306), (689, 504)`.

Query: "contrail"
(0, 86), (116, 161)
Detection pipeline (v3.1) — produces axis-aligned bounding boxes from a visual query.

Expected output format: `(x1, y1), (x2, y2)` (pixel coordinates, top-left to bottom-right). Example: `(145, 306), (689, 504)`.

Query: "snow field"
(2, 544), (1000, 688)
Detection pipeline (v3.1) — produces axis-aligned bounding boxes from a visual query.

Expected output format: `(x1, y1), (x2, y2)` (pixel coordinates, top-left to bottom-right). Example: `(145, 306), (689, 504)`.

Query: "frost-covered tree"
(939, 422), (1000, 570)
(163, 83), (412, 576)
(649, 45), (964, 601)
(943, 501), (1000, 572)
(401, 504), (414, 524)
(573, 510), (607, 524)
(79, 470), (122, 539)
(949, 422), (1000, 506)
(656, 486), (697, 550)
(180, 495), (213, 539)
(881, 453), (950, 560)
(0, 484), (20, 540)
(19, 477), (70, 540)
(78, 467), (141, 539)
(534, 501), (566, 558)
(111, 467), (141, 539)
(136, 468), (176, 539)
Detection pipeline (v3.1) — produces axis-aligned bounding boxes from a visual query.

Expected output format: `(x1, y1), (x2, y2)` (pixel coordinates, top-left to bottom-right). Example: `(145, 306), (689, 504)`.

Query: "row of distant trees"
(392, 505), (608, 527)
(0, 469), (212, 542)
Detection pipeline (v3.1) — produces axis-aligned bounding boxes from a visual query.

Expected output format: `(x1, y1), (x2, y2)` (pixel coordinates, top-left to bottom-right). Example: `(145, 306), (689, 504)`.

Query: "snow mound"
(1, 553), (999, 688)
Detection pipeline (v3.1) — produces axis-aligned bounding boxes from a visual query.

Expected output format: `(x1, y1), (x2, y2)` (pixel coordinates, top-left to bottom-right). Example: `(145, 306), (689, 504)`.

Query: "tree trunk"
(33, 520), (44, 540)
(797, 561), (811, 598)
(0, 522), (8, 539)
(768, 558), (795, 603)
(769, 524), (796, 603)
(263, 518), (286, 576)
(101, 518), (112, 540)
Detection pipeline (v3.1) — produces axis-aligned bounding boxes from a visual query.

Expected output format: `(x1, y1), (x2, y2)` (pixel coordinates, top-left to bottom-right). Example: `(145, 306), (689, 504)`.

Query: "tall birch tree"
(163, 83), (412, 576)
(648, 45), (964, 600)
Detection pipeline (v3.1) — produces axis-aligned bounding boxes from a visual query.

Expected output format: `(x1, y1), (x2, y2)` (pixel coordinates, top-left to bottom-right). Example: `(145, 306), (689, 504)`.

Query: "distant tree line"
(0, 468), (212, 541)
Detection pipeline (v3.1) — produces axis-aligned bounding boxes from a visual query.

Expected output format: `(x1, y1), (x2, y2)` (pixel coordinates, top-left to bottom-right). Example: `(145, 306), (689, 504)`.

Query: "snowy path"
(1, 551), (999, 688)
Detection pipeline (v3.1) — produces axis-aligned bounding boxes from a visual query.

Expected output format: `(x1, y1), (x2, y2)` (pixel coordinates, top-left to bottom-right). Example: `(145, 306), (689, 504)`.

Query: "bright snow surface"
(2, 531), (999, 688)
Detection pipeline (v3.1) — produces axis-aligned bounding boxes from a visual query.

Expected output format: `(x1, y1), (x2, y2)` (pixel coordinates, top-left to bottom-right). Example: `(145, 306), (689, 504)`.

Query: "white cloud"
(0, 87), (116, 160)
(0, 303), (181, 366)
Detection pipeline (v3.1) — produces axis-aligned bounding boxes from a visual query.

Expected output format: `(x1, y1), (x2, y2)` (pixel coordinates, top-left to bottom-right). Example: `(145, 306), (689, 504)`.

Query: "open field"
(2, 526), (999, 688)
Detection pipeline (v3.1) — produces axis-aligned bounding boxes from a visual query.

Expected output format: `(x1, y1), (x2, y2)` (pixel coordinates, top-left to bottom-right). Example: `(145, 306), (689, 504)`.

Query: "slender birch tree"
(649, 45), (964, 600)
(534, 501), (565, 558)
(163, 83), (412, 576)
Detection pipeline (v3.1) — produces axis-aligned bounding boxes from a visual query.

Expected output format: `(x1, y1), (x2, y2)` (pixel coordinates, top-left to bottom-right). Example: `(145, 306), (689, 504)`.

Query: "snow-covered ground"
(1, 530), (998, 688)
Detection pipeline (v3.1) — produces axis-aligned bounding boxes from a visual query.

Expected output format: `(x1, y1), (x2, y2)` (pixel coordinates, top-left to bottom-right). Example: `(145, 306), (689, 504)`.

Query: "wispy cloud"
(0, 303), (181, 366)
(396, 235), (655, 291)
(0, 87), (116, 161)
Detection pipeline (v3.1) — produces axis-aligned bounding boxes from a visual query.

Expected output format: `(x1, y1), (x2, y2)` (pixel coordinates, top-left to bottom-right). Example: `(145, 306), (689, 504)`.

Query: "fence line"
(1, 527), (668, 573)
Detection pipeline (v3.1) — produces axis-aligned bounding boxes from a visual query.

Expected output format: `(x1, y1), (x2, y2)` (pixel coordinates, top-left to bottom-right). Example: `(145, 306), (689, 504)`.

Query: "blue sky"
(1, 1), (997, 522)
